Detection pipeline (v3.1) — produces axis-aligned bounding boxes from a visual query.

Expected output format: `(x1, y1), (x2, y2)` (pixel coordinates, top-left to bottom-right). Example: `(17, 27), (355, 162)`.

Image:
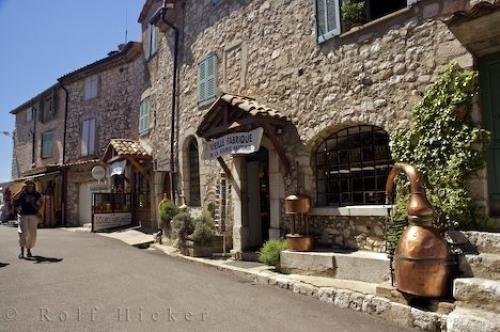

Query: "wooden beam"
(217, 157), (233, 182)
(125, 156), (151, 182)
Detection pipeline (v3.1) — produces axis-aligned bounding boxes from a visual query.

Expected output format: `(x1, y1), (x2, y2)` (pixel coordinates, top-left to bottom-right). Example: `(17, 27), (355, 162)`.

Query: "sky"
(0, 0), (144, 183)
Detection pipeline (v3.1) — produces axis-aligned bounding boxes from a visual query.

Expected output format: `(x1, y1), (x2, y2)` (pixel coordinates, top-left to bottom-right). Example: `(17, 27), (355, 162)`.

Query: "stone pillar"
(231, 156), (248, 253)
(268, 148), (282, 240)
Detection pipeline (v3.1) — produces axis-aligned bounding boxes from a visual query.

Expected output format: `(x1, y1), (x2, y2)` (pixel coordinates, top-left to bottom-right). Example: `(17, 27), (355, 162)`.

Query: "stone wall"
(143, 0), (490, 249)
(64, 53), (146, 163)
(12, 86), (66, 177)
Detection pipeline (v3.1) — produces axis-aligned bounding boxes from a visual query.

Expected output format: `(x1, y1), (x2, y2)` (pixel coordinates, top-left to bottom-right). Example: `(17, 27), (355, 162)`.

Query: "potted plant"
(171, 211), (195, 253)
(158, 198), (180, 238)
(180, 210), (224, 257)
(342, 0), (367, 32)
(258, 239), (288, 269)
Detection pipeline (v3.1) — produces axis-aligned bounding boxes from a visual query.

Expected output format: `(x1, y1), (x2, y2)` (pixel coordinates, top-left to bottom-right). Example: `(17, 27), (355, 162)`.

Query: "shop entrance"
(479, 52), (500, 216)
(245, 147), (270, 249)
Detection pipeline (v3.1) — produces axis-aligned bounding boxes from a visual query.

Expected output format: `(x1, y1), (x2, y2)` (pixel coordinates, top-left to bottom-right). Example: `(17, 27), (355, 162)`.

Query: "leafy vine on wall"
(389, 63), (490, 231)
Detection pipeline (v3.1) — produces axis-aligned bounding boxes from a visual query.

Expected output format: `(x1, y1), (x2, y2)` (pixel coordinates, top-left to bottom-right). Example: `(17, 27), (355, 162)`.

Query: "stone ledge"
(464, 231), (500, 254)
(310, 205), (391, 217)
(447, 307), (500, 332)
(453, 278), (500, 313)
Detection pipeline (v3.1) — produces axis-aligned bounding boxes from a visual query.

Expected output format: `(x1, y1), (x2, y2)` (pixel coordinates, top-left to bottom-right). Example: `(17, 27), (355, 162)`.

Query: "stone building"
(142, 0), (499, 254)
(58, 42), (148, 227)
(9, 83), (66, 226)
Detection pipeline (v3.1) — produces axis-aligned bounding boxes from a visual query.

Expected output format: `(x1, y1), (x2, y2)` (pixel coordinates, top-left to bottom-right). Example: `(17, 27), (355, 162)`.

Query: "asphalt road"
(0, 225), (409, 332)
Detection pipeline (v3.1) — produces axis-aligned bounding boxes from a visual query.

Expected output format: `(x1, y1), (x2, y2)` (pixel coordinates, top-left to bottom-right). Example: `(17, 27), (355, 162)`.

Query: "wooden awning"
(445, 1), (500, 57)
(102, 139), (152, 180)
(196, 93), (291, 173)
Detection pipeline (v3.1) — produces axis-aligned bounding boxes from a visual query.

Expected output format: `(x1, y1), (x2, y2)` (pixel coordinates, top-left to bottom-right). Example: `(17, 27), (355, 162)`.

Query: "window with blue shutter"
(139, 98), (151, 134)
(41, 131), (54, 159)
(149, 25), (159, 56)
(198, 53), (217, 104)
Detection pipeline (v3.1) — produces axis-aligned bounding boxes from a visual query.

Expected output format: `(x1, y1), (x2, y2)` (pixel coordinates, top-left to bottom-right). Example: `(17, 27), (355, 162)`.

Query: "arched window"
(315, 125), (392, 206)
(188, 139), (201, 206)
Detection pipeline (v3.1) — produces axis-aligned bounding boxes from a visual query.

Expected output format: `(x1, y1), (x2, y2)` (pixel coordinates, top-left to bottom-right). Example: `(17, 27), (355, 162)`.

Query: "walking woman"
(13, 180), (43, 259)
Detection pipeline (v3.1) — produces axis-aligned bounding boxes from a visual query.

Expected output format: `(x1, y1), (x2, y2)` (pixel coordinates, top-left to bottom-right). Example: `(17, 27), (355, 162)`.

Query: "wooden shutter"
(206, 54), (217, 100)
(144, 25), (151, 59)
(139, 98), (150, 133)
(198, 60), (207, 102)
(198, 54), (217, 103)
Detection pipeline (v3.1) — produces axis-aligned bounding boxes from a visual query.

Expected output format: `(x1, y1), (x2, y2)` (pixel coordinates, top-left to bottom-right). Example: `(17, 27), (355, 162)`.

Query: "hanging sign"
(91, 165), (106, 181)
(202, 127), (264, 160)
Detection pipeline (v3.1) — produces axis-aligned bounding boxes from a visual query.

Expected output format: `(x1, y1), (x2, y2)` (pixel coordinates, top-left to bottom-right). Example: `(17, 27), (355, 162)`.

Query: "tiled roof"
(62, 159), (101, 168)
(446, 0), (500, 25)
(109, 139), (151, 158)
(219, 94), (288, 121)
(58, 42), (142, 83)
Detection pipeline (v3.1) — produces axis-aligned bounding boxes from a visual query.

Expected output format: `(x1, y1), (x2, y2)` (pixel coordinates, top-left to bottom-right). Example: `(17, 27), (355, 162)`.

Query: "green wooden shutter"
(198, 60), (207, 102)
(206, 54), (217, 100)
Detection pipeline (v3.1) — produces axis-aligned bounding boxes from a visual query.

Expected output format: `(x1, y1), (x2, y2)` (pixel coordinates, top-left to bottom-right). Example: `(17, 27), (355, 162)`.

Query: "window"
(149, 24), (159, 56)
(41, 131), (54, 159)
(315, 0), (415, 42)
(41, 95), (55, 122)
(26, 107), (33, 122)
(84, 75), (98, 100)
(315, 125), (392, 206)
(139, 98), (151, 134)
(81, 118), (96, 157)
(198, 53), (217, 104)
(188, 139), (201, 206)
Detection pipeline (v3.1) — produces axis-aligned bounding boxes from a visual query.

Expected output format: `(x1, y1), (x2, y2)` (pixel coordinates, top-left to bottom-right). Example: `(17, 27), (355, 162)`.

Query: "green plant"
(258, 239), (288, 267)
(192, 210), (216, 245)
(171, 212), (194, 241)
(342, 0), (366, 28)
(390, 63), (490, 231)
(158, 199), (180, 229)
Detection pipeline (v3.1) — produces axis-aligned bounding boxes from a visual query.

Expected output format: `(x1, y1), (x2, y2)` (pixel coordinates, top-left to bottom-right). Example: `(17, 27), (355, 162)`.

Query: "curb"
(150, 243), (446, 332)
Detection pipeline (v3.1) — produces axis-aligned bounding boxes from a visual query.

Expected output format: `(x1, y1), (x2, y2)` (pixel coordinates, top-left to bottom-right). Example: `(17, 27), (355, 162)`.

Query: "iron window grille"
(315, 125), (392, 206)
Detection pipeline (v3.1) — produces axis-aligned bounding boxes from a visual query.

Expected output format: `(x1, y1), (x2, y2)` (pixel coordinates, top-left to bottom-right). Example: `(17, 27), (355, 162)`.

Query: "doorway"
(480, 52), (500, 216)
(245, 147), (270, 250)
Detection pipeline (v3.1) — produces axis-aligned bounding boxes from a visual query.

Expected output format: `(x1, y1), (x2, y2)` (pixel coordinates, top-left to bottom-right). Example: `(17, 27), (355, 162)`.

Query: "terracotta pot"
(286, 234), (314, 251)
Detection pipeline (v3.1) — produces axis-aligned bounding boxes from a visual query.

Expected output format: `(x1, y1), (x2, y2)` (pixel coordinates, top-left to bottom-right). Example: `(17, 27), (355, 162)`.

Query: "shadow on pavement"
(0, 262), (9, 268)
(26, 256), (63, 264)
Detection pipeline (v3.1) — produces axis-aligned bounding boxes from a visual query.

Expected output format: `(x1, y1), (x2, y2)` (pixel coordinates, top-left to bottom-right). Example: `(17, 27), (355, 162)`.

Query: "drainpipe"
(150, 1), (179, 204)
(57, 79), (69, 226)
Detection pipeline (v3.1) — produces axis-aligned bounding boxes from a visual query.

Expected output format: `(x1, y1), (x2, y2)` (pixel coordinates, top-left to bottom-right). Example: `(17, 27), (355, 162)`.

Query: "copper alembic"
(386, 163), (450, 298)
(285, 162), (313, 251)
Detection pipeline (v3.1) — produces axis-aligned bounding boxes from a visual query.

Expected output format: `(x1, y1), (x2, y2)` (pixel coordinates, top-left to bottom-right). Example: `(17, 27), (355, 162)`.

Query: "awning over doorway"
(196, 93), (291, 173)
(445, 1), (500, 57)
(102, 139), (152, 180)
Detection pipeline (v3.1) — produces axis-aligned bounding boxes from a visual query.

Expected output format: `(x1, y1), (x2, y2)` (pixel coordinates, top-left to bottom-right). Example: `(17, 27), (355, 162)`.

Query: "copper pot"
(284, 194), (311, 215)
(386, 163), (451, 298)
(394, 224), (450, 297)
(286, 234), (314, 251)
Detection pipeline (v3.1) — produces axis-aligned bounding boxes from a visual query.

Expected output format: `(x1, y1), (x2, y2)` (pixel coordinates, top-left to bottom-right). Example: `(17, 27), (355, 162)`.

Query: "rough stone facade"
(141, 0), (492, 251)
(11, 85), (65, 177)
(60, 43), (147, 225)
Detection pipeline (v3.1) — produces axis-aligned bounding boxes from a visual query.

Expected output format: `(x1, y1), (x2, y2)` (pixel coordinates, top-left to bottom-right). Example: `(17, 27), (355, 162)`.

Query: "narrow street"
(0, 225), (408, 331)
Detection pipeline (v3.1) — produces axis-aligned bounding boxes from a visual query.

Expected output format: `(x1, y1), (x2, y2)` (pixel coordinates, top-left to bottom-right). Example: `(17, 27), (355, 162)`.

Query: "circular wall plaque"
(91, 165), (106, 181)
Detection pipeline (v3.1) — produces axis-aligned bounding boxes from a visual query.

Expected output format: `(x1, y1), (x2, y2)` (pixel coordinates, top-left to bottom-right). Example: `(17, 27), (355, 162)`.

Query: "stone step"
(464, 253), (500, 280)
(453, 278), (500, 313)
(464, 231), (500, 254)
(447, 307), (500, 332)
(280, 250), (390, 283)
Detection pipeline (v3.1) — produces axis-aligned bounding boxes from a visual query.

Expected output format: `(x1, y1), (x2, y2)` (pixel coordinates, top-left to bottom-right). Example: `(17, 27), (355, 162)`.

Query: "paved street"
(0, 225), (408, 332)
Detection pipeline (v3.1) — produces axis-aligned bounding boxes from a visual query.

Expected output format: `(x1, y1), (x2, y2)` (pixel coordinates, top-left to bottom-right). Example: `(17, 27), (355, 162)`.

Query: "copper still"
(385, 163), (451, 298)
(285, 163), (314, 251)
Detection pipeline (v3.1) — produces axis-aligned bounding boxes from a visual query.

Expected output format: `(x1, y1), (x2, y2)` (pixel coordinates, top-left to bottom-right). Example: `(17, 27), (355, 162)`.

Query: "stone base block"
(453, 277), (500, 313)
(447, 307), (500, 332)
(280, 250), (390, 283)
